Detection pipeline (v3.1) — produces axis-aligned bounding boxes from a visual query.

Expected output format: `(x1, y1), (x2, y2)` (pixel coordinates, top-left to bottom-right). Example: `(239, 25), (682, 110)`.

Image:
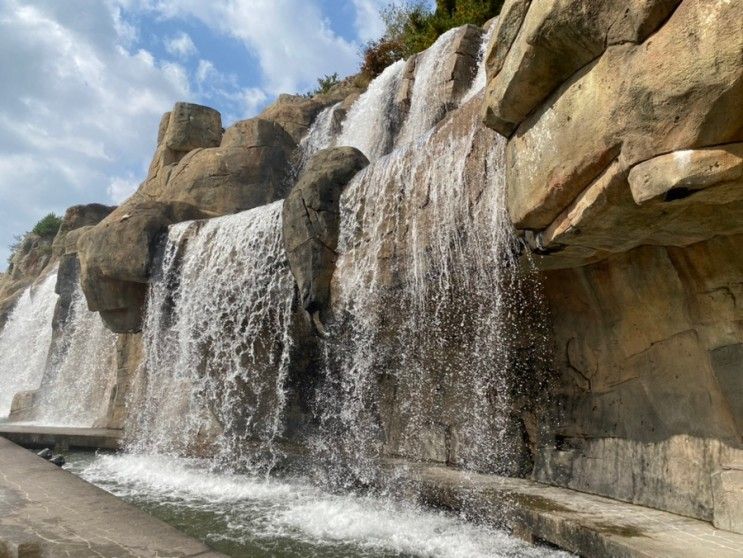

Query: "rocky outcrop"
(78, 202), (208, 332)
(283, 147), (369, 332)
(78, 103), (298, 333)
(51, 204), (115, 330)
(483, 0), (743, 532)
(484, 0), (742, 256)
(259, 79), (365, 144)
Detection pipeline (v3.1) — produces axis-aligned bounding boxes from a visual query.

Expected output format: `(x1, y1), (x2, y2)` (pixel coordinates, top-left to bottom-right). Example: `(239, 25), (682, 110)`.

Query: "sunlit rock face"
(77, 103), (298, 333)
(484, 0), (743, 529)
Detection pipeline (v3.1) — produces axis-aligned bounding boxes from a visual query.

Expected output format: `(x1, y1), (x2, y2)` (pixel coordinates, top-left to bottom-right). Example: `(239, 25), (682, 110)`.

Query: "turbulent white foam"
(336, 59), (406, 161)
(32, 284), (116, 426)
(0, 271), (58, 417)
(128, 201), (295, 472)
(461, 19), (498, 104)
(73, 453), (566, 558)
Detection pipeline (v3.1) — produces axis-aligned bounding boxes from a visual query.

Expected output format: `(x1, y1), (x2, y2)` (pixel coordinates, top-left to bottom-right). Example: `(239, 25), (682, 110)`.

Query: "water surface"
(65, 452), (568, 558)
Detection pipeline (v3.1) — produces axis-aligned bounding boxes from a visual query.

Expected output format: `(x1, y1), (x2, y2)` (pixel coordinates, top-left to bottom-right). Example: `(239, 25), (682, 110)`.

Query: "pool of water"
(64, 452), (569, 558)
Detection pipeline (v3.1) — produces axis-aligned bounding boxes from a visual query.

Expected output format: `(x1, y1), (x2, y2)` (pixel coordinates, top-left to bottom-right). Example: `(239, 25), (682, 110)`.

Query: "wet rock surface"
(283, 146), (369, 330)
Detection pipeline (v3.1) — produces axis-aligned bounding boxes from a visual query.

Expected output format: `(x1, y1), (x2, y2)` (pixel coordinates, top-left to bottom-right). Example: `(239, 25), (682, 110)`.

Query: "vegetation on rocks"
(6, 213), (62, 266)
(362, 0), (504, 78)
(31, 213), (63, 238)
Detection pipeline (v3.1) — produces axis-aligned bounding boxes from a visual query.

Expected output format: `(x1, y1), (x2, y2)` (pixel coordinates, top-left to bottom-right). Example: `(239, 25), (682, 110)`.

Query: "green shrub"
(31, 213), (62, 238)
(364, 0), (504, 72)
(313, 73), (341, 95)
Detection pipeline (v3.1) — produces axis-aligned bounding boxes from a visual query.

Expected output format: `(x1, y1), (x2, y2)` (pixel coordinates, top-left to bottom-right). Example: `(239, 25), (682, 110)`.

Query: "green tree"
(31, 213), (63, 238)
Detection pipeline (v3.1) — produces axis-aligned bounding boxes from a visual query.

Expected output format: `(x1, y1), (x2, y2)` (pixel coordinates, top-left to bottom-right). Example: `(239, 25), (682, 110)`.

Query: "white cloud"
(132, 0), (361, 95)
(352, 0), (387, 43)
(108, 175), (140, 203)
(164, 31), (197, 58)
(0, 0), (190, 265)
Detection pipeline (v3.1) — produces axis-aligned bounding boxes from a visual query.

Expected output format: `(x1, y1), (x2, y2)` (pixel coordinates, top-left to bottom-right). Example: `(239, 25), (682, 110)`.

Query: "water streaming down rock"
(461, 20), (498, 104)
(127, 201), (296, 472)
(395, 28), (464, 147)
(317, 100), (547, 486)
(32, 284), (117, 426)
(298, 102), (344, 169)
(336, 60), (406, 161)
(0, 271), (58, 418)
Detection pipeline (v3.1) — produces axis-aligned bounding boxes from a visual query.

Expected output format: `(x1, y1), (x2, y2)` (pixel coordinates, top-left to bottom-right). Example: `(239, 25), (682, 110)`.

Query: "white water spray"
(32, 284), (116, 426)
(127, 201), (295, 472)
(0, 271), (58, 418)
(336, 60), (406, 161)
(395, 28), (463, 147)
(319, 100), (542, 483)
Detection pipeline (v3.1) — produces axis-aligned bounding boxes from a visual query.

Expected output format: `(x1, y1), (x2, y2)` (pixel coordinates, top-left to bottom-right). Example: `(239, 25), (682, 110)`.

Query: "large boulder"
(482, 0), (743, 267)
(483, 0), (681, 136)
(163, 118), (296, 214)
(78, 202), (208, 333)
(52, 203), (116, 257)
(77, 104), (302, 333)
(282, 147), (369, 333)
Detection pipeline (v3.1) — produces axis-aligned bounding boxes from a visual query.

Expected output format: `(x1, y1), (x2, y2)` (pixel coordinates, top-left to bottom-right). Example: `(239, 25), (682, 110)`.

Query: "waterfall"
(127, 200), (295, 473)
(317, 102), (544, 485)
(0, 271), (58, 418)
(395, 28), (462, 147)
(298, 102), (343, 169)
(461, 19), (498, 104)
(336, 59), (406, 161)
(32, 284), (117, 426)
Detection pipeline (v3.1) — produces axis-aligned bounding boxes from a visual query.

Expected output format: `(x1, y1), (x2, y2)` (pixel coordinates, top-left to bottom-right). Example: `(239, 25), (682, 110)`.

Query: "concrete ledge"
(0, 437), (224, 557)
(0, 424), (122, 450)
(393, 462), (743, 558)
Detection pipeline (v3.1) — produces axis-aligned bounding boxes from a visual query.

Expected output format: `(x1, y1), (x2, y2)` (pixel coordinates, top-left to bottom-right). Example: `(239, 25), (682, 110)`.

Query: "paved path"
(0, 423), (122, 450)
(400, 461), (743, 558)
(0, 437), (224, 557)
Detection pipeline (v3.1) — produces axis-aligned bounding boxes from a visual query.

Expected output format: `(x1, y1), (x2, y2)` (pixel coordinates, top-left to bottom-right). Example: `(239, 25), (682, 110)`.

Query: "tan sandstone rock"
(283, 147), (369, 333)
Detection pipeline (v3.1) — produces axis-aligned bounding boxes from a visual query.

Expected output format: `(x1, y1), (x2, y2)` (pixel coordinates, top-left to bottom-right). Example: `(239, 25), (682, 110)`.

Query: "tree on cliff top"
(31, 213), (62, 238)
(361, 0), (504, 78)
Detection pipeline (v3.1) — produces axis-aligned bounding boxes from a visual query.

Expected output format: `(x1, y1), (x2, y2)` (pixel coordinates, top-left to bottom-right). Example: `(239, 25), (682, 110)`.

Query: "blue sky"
(0, 0), (434, 267)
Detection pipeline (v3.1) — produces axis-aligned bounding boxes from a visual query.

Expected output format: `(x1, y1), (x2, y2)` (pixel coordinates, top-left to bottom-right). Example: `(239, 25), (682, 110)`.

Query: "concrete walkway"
(0, 424), (122, 450)
(399, 461), (743, 557)
(0, 437), (224, 557)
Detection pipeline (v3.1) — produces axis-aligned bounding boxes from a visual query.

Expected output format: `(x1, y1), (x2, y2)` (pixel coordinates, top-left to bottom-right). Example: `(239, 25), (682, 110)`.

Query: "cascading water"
(57, 19), (561, 557)
(32, 284), (117, 426)
(126, 200), (296, 473)
(0, 271), (58, 418)
(336, 59), (406, 161)
(395, 27), (463, 147)
(461, 19), (498, 104)
(298, 102), (344, 169)
(317, 99), (546, 486)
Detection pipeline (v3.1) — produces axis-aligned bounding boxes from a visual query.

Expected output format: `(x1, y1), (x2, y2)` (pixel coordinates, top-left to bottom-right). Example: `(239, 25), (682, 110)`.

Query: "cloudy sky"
(0, 0), (427, 266)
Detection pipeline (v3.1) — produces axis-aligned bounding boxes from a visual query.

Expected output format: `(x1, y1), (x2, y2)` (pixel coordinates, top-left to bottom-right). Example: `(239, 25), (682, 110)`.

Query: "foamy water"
(67, 453), (567, 558)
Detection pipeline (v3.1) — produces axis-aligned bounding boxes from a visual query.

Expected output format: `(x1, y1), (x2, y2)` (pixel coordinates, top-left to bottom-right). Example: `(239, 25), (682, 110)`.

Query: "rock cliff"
(1, 0), (740, 539)
(484, 0), (743, 531)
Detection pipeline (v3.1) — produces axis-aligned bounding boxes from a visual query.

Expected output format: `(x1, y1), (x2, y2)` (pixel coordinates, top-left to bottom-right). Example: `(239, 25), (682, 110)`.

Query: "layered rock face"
(484, 0), (743, 530)
(77, 103), (297, 333)
(283, 146), (369, 332)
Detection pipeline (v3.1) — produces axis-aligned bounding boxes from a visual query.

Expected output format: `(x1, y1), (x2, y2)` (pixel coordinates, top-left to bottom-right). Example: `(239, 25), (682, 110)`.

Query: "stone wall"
(483, 0), (743, 531)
